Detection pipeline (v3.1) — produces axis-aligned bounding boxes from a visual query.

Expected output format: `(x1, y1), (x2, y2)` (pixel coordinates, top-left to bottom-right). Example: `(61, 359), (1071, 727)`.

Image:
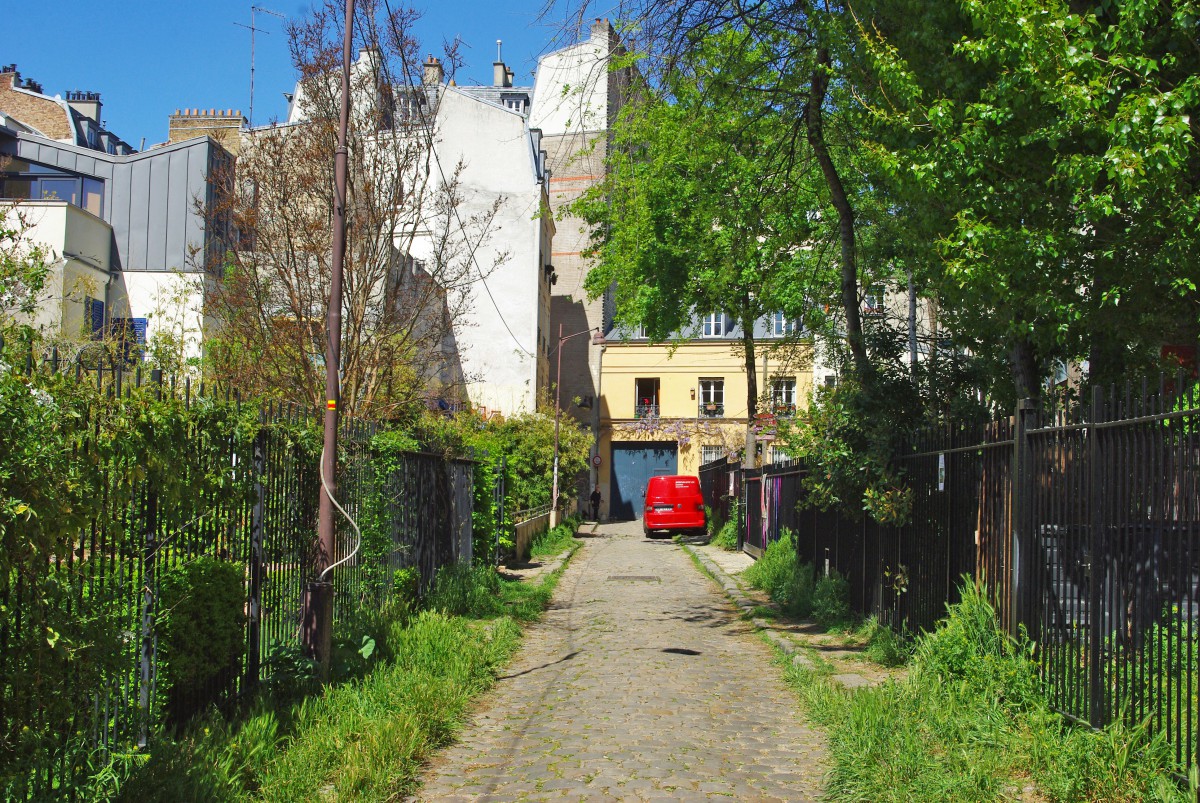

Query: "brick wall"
(0, 72), (73, 140)
(168, 108), (246, 155)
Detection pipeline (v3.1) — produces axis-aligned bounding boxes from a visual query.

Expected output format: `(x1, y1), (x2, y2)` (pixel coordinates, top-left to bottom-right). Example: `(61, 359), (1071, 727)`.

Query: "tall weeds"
(790, 580), (1193, 802)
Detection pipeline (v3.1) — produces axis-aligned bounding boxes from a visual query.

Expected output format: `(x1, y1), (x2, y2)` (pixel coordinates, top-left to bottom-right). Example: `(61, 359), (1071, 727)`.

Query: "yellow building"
(595, 313), (813, 520)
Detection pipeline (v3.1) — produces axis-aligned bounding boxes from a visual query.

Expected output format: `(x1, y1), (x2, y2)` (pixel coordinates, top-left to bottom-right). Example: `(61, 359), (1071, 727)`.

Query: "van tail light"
(696, 502), (704, 511)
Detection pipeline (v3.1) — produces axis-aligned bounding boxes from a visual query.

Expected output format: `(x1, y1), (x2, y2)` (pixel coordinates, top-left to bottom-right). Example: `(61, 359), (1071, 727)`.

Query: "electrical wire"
(377, 0), (535, 357)
(317, 444), (362, 581)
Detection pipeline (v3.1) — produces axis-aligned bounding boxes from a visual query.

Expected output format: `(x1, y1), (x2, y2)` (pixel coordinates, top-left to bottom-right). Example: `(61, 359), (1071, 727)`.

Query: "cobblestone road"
(410, 519), (827, 801)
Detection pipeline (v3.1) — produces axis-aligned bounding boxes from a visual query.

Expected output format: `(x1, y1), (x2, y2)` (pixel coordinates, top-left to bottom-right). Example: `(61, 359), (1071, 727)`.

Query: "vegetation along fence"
(1, 349), (477, 799)
(701, 374), (1200, 779)
(698, 456), (741, 538)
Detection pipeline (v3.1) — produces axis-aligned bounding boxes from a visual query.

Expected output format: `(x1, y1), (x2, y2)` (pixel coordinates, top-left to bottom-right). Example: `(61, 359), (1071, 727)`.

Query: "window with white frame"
(700, 445), (725, 465)
(770, 446), (791, 464)
(701, 312), (725, 337)
(699, 378), (724, 416)
(771, 312), (799, 337)
(863, 285), (886, 316)
(771, 378), (797, 409)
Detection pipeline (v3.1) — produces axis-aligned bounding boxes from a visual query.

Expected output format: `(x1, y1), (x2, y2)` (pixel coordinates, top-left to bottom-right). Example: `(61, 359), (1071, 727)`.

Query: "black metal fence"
(1, 352), (477, 798)
(698, 457), (741, 537)
(718, 375), (1200, 778)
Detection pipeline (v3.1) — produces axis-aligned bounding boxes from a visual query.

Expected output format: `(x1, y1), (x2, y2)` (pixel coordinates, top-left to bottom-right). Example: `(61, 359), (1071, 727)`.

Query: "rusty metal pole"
(304, 0), (355, 681)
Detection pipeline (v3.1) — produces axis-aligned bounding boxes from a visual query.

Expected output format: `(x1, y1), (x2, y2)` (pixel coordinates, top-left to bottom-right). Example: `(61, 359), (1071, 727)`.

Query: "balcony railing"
(771, 402), (796, 417)
(699, 402), (724, 418)
(635, 402), (659, 418)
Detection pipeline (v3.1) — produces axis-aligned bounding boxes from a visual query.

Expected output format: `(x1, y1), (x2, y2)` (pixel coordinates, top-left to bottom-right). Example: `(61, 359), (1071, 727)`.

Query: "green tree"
(857, 0), (1200, 401)
(576, 31), (837, 459)
(0, 206), (53, 338)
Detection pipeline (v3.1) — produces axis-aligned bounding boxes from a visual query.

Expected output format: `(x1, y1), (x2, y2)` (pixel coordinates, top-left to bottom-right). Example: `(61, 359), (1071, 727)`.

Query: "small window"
(86, 297), (105, 336)
(699, 378), (724, 417)
(823, 374), (837, 387)
(82, 177), (103, 216)
(701, 312), (725, 337)
(771, 378), (797, 414)
(771, 312), (798, 337)
(635, 378), (660, 418)
(863, 285), (886, 317)
(700, 445), (725, 465)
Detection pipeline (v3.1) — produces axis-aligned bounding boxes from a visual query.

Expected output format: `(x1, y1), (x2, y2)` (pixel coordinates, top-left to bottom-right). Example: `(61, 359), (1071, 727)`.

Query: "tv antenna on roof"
(234, 5), (285, 126)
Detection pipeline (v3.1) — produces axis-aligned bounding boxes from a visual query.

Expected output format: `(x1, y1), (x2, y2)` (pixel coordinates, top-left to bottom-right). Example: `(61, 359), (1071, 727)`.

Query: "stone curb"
(682, 544), (857, 678)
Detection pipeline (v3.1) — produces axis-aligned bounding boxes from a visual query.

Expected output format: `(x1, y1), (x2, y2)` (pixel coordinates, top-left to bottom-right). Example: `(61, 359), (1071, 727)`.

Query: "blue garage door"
(611, 442), (678, 520)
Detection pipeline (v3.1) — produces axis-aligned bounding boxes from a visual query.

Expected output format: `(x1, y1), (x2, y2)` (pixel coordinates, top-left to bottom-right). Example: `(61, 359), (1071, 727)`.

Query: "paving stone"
(407, 520), (826, 802)
(831, 673), (873, 688)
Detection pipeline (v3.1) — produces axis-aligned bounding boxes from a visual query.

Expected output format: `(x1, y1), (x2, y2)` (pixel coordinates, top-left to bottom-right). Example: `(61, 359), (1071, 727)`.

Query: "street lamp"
(551, 323), (606, 525)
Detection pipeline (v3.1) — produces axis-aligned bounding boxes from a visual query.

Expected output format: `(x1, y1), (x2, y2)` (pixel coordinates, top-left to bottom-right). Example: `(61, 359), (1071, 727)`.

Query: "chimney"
(66, 90), (103, 122)
(422, 55), (443, 86)
(493, 39), (509, 87)
(591, 17), (614, 43)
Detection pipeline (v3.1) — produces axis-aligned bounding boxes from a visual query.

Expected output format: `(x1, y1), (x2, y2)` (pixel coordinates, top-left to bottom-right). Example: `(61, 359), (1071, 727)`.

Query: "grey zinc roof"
(2, 129), (229, 273)
(604, 315), (808, 343)
(453, 84), (533, 113)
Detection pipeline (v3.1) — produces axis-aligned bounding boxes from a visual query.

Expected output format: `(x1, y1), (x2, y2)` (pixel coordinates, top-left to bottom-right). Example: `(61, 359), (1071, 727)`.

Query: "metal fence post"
(138, 487), (158, 748)
(496, 455), (507, 567)
(1009, 398), (1038, 639)
(1087, 385), (1108, 728)
(1010, 398), (1040, 639)
(247, 426), (266, 689)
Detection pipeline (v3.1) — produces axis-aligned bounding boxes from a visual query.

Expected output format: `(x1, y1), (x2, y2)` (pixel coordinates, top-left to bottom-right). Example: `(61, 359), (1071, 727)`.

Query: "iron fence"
(1, 348), (477, 799)
(732, 374), (1200, 779)
(698, 456), (740, 536)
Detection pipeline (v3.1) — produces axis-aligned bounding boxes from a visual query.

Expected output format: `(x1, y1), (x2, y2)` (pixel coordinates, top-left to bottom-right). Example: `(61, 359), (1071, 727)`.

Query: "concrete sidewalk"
(408, 519), (827, 801)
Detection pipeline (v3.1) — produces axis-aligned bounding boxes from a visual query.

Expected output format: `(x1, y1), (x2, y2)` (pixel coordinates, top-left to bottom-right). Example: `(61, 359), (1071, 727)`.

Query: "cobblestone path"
(409, 519), (827, 801)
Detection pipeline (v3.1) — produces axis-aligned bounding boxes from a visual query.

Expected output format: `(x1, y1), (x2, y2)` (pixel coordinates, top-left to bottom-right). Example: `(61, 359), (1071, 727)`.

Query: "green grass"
(530, 517), (580, 558)
(742, 529), (815, 618)
(108, 555), (574, 802)
(783, 582), (1194, 802)
(709, 508), (739, 551)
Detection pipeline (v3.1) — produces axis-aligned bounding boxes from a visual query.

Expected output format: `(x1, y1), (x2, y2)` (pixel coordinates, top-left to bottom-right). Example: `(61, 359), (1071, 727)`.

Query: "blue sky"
(6, 0), (575, 148)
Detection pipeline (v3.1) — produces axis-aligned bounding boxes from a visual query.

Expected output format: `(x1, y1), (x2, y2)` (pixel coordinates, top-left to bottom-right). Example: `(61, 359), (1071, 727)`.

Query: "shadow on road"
(498, 650), (581, 680)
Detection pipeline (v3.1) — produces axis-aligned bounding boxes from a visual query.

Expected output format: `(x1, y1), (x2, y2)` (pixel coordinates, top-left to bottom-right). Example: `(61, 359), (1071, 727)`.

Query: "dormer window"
(771, 312), (799, 337)
(701, 312), (725, 337)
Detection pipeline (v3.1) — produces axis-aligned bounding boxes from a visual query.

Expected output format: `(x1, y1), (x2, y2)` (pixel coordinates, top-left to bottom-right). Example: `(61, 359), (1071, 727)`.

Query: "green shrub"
(531, 521), (577, 557)
(157, 557), (247, 727)
(424, 563), (502, 618)
(812, 569), (855, 629)
(912, 579), (1039, 707)
(710, 503), (739, 551)
(856, 616), (913, 668)
(743, 529), (814, 617)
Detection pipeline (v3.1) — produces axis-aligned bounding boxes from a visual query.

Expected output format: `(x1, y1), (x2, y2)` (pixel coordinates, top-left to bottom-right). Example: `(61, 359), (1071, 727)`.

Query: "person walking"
(589, 485), (602, 521)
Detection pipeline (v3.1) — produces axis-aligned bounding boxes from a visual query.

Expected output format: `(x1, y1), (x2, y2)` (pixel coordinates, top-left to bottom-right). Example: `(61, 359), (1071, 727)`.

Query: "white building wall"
(413, 87), (550, 416)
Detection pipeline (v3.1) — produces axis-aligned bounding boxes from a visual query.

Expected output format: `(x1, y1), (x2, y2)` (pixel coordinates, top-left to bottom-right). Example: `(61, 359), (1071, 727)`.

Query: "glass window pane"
(39, 178), (79, 204)
(82, 177), (103, 216)
(1, 178), (33, 199)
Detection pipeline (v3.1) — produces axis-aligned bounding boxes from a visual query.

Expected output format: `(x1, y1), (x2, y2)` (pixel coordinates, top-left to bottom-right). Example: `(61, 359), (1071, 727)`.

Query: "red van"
(643, 475), (706, 537)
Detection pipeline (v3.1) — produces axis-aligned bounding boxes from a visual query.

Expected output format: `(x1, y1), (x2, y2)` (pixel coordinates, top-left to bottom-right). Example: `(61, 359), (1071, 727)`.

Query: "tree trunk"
(743, 316), (758, 467)
(1010, 334), (1041, 402)
(806, 47), (868, 379)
